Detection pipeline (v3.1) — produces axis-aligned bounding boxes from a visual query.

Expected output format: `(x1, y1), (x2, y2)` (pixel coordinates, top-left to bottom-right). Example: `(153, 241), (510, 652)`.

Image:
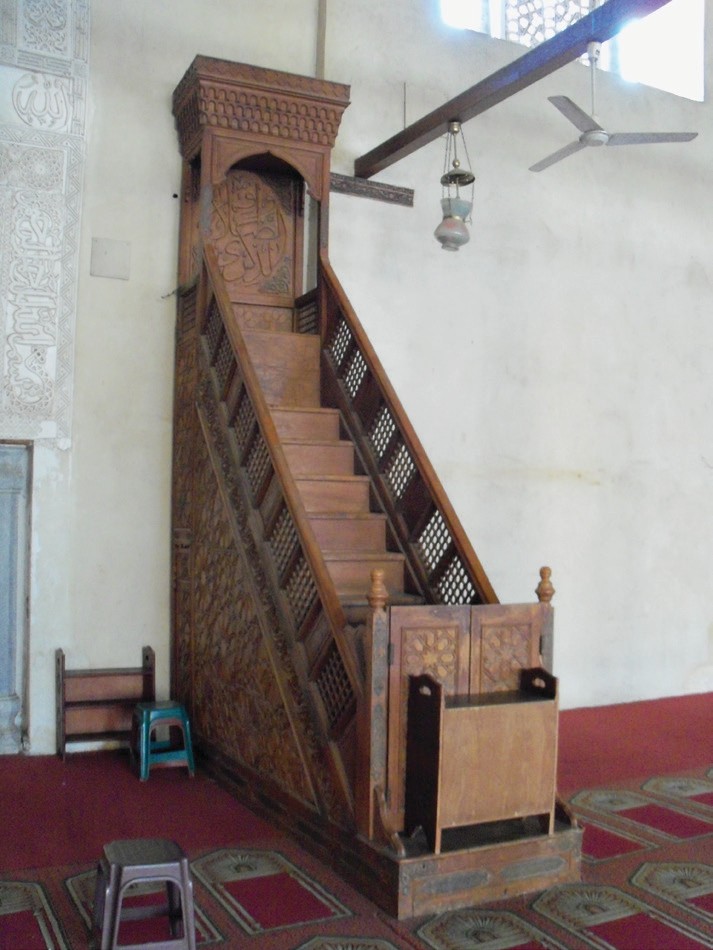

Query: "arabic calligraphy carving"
(0, 0), (87, 442)
(210, 170), (292, 296)
(4, 191), (62, 416)
(13, 73), (72, 129)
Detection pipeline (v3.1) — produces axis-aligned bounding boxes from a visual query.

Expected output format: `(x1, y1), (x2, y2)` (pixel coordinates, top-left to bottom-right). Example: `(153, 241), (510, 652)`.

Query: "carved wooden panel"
(172, 56), (350, 163)
(385, 603), (548, 831)
(470, 604), (544, 694)
(192, 366), (353, 827)
(232, 304), (292, 333)
(190, 422), (318, 806)
(387, 606), (471, 827)
(210, 169), (300, 306)
(171, 287), (199, 701)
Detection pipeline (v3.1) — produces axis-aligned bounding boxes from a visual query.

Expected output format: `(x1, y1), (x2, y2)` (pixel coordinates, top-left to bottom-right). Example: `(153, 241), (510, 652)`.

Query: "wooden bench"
(55, 647), (155, 757)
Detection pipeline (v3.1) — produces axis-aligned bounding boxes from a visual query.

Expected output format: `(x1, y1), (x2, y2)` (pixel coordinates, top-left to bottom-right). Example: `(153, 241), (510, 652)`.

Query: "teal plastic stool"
(131, 701), (195, 781)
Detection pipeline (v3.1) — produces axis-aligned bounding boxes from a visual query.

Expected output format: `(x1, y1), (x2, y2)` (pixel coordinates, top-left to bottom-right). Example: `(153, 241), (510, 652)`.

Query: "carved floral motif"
(0, 142), (64, 189)
(402, 626), (459, 686)
(22, 0), (69, 55)
(480, 624), (532, 691)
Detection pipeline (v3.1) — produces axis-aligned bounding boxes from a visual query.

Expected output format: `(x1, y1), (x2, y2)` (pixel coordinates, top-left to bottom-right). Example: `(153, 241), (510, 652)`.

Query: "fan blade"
(548, 96), (603, 134)
(529, 139), (587, 172)
(607, 131), (698, 146)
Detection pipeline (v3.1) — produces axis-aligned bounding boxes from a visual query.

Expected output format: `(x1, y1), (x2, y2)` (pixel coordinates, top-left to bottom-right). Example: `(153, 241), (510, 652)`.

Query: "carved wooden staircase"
(245, 328), (415, 613)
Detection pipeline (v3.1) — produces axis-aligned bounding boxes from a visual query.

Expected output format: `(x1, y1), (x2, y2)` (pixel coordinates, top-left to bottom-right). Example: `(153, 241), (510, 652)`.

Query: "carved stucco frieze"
(0, 123), (83, 441)
(0, 0), (88, 444)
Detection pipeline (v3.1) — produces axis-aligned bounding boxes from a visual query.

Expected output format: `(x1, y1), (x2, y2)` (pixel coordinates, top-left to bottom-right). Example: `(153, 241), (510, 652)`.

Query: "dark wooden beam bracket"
(330, 173), (414, 206)
(354, 0), (674, 179)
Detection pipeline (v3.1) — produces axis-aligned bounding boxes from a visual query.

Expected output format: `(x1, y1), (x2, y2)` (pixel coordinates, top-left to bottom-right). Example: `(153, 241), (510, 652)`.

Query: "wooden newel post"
(367, 568), (389, 610)
(355, 570), (400, 849)
(535, 566), (555, 672)
(536, 566), (555, 603)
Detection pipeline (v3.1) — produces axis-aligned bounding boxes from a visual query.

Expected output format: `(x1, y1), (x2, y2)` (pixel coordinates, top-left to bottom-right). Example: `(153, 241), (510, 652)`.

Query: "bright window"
(441, 0), (704, 101)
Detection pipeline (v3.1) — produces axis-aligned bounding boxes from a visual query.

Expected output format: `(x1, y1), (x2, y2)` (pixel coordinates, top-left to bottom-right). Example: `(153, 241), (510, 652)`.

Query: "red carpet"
(0, 691), (711, 948)
(558, 691), (713, 793)
(0, 751), (280, 872)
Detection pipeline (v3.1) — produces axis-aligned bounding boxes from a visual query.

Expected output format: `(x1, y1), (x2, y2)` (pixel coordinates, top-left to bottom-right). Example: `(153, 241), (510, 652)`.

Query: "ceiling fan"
(529, 41), (698, 172)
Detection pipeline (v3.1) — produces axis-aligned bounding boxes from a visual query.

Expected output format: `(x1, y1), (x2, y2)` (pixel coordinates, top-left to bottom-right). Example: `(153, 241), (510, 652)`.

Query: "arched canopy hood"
(172, 55), (351, 202)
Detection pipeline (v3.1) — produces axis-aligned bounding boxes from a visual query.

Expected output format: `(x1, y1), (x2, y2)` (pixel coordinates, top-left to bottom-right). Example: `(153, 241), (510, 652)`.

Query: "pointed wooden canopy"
(354, 0), (674, 179)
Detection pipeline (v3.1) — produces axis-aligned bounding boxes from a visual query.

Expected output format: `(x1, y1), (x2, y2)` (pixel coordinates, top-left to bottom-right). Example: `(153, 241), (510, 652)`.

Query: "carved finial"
(536, 566), (555, 603)
(368, 569), (388, 611)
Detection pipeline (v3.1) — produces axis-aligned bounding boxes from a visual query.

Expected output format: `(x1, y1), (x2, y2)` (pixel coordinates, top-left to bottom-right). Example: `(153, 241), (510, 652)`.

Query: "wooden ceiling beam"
(354, 0), (674, 179)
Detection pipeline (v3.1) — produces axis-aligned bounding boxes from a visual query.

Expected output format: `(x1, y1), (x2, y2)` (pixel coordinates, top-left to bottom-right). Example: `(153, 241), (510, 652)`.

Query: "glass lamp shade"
(434, 197), (472, 251)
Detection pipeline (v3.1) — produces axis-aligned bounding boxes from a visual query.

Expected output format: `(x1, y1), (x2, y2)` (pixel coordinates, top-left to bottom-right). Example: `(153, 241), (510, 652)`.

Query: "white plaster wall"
(26, 0), (322, 752)
(22, 0), (712, 751)
(325, 0), (713, 707)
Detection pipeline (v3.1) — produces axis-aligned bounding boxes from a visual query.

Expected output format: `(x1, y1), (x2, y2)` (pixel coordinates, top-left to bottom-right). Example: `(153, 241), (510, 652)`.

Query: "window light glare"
(440, 0), (704, 103)
(617, 0), (704, 101)
(441, 0), (483, 32)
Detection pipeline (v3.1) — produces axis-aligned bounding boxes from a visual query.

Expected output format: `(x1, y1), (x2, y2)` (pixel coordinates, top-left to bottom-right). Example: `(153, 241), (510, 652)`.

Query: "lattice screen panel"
(327, 318), (352, 368)
(296, 295), (318, 334)
(384, 442), (416, 501)
(315, 641), (355, 731)
(203, 298), (222, 357)
(505, 0), (592, 46)
(368, 404), (397, 462)
(214, 332), (235, 393)
(436, 554), (478, 605)
(245, 434), (271, 503)
(343, 349), (368, 399)
(417, 509), (451, 574)
(269, 504), (299, 579)
(284, 556), (317, 630)
(231, 391), (255, 458)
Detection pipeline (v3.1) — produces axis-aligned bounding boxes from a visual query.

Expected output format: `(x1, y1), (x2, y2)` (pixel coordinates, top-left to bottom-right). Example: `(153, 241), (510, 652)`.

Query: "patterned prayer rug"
(410, 765), (713, 950)
(0, 843), (418, 949)
(1, 767), (711, 949)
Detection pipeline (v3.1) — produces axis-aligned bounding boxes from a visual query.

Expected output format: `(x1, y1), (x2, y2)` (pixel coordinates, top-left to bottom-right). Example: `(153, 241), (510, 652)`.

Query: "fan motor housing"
(581, 129), (609, 147)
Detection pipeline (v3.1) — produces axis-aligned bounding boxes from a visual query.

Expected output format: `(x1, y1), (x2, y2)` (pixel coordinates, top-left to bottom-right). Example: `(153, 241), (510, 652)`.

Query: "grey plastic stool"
(93, 838), (196, 950)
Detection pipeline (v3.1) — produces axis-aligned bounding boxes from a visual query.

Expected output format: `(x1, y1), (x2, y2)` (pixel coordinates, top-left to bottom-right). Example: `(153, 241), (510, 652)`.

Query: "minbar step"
(309, 512), (386, 551)
(282, 440), (355, 477)
(295, 475), (370, 514)
(271, 407), (340, 441)
(323, 550), (404, 595)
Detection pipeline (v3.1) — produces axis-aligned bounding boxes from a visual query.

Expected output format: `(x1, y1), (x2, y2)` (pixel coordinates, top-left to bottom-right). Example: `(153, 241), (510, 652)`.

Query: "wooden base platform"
(383, 816), (582, 918)
(199, 741), (582, 920)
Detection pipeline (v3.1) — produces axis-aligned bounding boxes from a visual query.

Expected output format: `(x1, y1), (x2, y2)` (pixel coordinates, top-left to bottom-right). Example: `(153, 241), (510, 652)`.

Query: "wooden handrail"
(317, 251), (498, 606)
(201, 245), (362, 698)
